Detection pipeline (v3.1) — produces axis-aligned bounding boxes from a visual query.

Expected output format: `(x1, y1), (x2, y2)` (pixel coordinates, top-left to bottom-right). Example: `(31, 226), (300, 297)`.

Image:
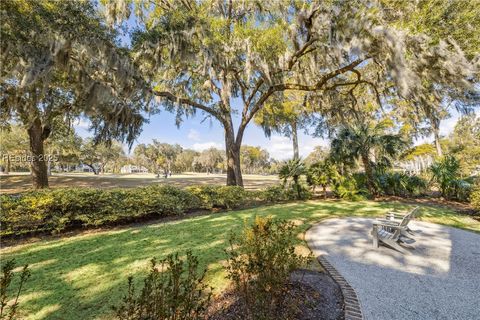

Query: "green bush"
(1, 185), (200, 237)
(225, 216), (309, 319)
(375, 172), (427, 197)
(2, 185), (286, 237)
(333, 175), (368, 201)
(259, 184), (312, 202)
(1, 183), (316, 238)
(261, 185), (288, 202)
(114, 251), (211, 320)
(430, 155), (472, 201)
(185, 185), (247, 209)
(470, 185), (480, 211)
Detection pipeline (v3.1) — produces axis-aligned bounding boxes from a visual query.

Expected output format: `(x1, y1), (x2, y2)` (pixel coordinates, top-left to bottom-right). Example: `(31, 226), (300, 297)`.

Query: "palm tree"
(330, 122), (406, 197)
(429, 155), (470, 200)
(279, 159), (307, 199)
(307, 161), (339, 199)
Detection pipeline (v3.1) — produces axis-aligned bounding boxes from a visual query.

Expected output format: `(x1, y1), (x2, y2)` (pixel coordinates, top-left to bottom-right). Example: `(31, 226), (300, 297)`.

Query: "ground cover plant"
(1, 200), (478, 320)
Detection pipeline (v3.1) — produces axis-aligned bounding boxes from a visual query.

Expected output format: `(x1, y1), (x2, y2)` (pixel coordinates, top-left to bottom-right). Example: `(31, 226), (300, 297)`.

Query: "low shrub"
(429, 155), (473, 201)
(114, 251), (211, 320)
(260, 185), (288, 202)
(185, 185), (247, 209)
(1, 183), (316, 238)
(0, 185), (201, 237)
(225, 216), (310, 319)
(259, 184), (312, 202)
(333, 175), (368, 201)
(471, 185), (480, 211)
(375, 172), (427, 197)
(283, 183), (312, 200)
(0, 259), (31, 320)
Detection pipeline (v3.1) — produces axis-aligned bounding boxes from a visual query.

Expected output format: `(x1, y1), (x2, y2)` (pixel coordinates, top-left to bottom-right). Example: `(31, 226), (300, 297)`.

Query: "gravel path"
(306, 218), (480, 320)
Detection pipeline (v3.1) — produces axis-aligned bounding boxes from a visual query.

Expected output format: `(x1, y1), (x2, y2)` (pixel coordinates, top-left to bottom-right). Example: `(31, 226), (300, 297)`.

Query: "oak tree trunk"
(27, 118), (49, 189)
(225, 126), (243, 186)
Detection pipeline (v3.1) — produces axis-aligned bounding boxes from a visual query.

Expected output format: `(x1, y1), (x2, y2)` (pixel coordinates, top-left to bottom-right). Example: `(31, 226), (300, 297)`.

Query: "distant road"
(0, 172), (279, 194)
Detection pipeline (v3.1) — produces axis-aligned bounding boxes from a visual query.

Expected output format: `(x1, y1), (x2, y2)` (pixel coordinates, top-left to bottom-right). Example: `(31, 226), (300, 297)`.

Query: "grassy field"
(0, 172), (279, 194)
(1, 200), (478, 320)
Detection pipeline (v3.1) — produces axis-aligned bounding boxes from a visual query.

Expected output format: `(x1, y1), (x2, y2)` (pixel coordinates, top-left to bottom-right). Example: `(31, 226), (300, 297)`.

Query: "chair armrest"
(373, 221), (404, 230)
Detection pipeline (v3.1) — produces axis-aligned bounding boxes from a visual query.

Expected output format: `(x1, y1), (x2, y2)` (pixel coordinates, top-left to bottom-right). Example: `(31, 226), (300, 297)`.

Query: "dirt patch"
(208, 269), (344, 320)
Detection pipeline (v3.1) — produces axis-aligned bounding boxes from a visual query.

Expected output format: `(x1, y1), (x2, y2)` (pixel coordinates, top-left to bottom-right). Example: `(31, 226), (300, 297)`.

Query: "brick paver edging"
(316, 255), (364, 320)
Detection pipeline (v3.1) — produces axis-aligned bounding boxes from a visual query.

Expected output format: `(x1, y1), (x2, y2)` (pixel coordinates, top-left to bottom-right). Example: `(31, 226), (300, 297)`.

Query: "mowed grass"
(0, 172), (278, 194)
(1, 200), (478, 320)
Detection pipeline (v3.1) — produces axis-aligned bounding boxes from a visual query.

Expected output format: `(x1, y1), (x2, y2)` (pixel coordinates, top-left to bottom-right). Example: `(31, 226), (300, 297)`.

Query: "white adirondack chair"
(379, 206), (419, 238)
(372, 221), (412, 254)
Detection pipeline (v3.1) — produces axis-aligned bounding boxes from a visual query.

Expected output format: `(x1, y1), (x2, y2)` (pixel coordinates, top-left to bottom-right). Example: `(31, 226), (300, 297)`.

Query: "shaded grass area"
(1, 200), (478, 320)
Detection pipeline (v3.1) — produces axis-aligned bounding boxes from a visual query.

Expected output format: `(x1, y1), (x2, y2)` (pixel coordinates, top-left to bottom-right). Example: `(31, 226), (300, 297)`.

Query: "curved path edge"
(306, 226), (364, 320)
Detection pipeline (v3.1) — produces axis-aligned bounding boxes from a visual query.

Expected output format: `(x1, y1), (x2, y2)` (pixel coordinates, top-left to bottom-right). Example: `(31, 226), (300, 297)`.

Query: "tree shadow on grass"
(0, 201), (432, 319)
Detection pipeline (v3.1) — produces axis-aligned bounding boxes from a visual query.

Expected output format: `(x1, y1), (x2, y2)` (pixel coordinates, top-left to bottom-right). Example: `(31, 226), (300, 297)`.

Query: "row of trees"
(1, 0), (478, 188)
(280, 117), (479, 202)
(0, 125), (276, 175)
(0, 124), (124, 175)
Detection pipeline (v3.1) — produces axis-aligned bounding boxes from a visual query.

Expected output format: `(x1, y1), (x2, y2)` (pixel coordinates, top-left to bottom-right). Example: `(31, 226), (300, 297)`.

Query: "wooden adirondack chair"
(381, 206), (419, 238)
(372, 221), (411, 254)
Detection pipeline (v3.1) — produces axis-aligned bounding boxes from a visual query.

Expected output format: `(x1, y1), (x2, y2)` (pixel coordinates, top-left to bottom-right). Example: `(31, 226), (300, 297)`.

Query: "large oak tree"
(105, 0), (477, 186)
(0, 0), (150, 188)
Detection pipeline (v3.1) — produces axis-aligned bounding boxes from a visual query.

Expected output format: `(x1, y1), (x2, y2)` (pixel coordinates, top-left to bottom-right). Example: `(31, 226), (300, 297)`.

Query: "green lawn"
(1, 200), (478, 320)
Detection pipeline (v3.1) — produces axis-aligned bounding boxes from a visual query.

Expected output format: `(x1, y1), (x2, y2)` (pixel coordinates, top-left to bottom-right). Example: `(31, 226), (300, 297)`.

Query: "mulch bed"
(208, 269), (344, 320)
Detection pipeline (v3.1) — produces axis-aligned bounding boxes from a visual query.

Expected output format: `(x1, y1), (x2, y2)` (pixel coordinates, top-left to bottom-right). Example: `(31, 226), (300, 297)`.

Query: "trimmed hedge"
(185, 185), (249, 209)
(0, 186), (199, 236)
(0, 184), (296, 237)
(471, 185), (480, 211)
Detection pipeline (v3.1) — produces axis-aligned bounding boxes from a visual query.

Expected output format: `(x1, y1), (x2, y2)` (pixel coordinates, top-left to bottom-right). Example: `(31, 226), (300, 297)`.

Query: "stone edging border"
(316, 255), (364, 320)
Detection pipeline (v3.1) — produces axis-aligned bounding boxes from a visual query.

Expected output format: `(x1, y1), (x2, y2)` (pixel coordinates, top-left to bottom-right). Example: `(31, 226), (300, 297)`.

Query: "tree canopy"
(0, 0), (151, 187)
(102, 0), (477, 186)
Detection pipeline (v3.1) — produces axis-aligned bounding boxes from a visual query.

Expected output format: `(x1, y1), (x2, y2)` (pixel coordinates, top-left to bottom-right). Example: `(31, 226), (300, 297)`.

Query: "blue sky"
(74, 107), (477, 160)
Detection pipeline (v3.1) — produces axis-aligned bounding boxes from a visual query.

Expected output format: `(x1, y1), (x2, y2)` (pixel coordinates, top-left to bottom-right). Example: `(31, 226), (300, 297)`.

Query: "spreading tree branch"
(152, 90), (226, 126)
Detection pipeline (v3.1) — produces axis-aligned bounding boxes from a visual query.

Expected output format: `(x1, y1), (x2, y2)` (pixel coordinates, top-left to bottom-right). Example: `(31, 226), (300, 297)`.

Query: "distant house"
(120, 165), (148, 174)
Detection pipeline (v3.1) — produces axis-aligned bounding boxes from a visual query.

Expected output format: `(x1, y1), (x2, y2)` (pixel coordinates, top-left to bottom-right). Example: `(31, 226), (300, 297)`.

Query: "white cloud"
(268, 136), (294, 159)
(192, 141), (223, 151)
(187, 129), (201, 141)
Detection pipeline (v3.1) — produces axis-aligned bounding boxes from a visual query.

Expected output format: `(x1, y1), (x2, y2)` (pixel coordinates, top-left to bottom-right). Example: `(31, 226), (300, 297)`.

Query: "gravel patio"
(306, 218), (480, 320)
